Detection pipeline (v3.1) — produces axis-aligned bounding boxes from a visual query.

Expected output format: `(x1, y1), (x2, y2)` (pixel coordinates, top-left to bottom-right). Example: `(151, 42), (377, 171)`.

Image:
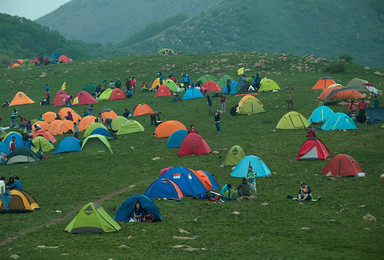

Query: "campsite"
(0, 52), (383, 259)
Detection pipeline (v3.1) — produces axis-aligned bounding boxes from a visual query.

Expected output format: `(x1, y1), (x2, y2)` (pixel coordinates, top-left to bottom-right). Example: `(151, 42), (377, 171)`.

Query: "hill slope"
(124, 0), (384, 68)
(36, 0), (223, 43)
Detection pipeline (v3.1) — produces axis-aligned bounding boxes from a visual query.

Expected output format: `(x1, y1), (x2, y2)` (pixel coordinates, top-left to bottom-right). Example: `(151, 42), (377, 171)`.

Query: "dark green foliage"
(325, 60), (347, 73)
(338, 54), (353, 63)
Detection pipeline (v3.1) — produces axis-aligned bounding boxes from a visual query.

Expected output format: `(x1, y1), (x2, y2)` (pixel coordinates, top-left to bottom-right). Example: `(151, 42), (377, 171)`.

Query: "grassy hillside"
(36, 0), (223, 43)
(0, 52), (383, 259)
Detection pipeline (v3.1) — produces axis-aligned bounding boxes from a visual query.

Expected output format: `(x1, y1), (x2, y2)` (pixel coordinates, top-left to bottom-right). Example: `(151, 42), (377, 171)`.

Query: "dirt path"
(0, 180), (149, 246)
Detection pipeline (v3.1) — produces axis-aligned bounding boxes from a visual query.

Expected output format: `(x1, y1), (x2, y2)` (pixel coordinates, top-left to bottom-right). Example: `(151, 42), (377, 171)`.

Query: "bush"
(338, 53), (353, 63)
(325, 60), (347, 73)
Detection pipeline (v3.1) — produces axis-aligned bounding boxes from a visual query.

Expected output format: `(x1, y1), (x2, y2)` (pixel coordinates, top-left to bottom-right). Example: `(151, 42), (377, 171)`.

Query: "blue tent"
(308, 106), (334, 124)
(114, 195), (162, 222)
(166, 130), (188, 148)
(161, 167), (207, 196)
(199, 170), (220, 190)
(182, 87), (204, 100)
(90, 128), (113, 139)
(145, 178), (184, 200)
(320, 112), (357, 131)
(3, 132), (24, 149)
(53, 136), (81, 154)
(222, 80), (238, 95)
(231, 155), (271, 178)
(0, 142), (10, 155)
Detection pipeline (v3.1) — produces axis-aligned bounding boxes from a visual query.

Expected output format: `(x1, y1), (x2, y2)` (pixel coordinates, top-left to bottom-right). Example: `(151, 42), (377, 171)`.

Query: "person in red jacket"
(357, 98), (367, 123)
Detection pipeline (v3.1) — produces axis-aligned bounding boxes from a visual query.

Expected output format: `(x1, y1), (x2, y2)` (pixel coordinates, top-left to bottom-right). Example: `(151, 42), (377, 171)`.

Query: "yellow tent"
(259, 78), (280, 92)
(276, 111), (309, 129)
(31, 136), (54, 153)
(151, 78), (161, 89)
(238, 95), (264, 108)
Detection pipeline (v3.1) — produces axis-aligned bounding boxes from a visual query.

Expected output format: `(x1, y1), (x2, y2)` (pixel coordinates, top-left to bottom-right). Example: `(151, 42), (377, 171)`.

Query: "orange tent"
(78, 115), (97, 131)
(201, 81), (222, 92)
(318, 84), (364, 100)
(312, 77), (336, 89)
(9, 92), (35, 106)
(33, 129), (57, 143)
(32, 121), (50, 134)
(48, 120), (63, 135)
(133, 104), (154, 117)
(109, 88), (126, 100)
(52, 120), (75, 135)
(42, 111), (58, 123)
(58, 55), (71, 63)
(192, 170), (213, 190)
(58, 108), (82, 123)
(151, 78), (161, 89)
(154, 120), (187, 138)
(155, 85), (172, 97)
(101, 110), (118, 123)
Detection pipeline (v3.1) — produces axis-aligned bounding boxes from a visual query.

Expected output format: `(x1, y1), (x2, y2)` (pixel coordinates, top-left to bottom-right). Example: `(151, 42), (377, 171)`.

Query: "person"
(374, 96), (380, 108)
(246, 166), (257, 196)
(10, 109), (19, 128)
(357, 98), (367, 123)
(109, 80), (115, 89)
(306, 125), (316, 138)
(220, 184), (236, 200)
(0, 176), (11, 211)
(95, 85), (101, 97)
(159, 73), (164, 86)
(2, 101), (9, 108)
(188, 124), (198, 134)
(9, 136), (16, 152)
(0, 153), (7, 164)
(45, 90), (50, 105)
(7, 176), (23, 191)
(125, 78), (131, 91)
(298, 182), (313, 201)
(38, 115), (44, 121)
(225, 78), (232, 94)
(34, 124), (41, 132)
(238, 74), (247, 94)
(237, 177), (251, 197)
(348, 100), (356, 117)
(220, 94), (226, 113)
(82, 108), (89, 118)
(65, 111), (73, 121)
(254, 74), (261, 91)
(141, 82), (148, 92)
(73, 122), (79, 139)
(207, 95), (213, 115)
(26, 121), (32, 133)
(286, 97), (293, 110)
(214, 110), (221, 134)
(129, 202), (147, 222)
(64, 95), (72, 107)
(123, 108), (130, 118)
(230, 104), (238, 116)
(150, 111), (161, 126)
(172, 93), (179, 102)
(104, 118), (112, 131)
(0, 176), (5, 194)
(88, 105), (94, 115)
(131, 77), (137, 92)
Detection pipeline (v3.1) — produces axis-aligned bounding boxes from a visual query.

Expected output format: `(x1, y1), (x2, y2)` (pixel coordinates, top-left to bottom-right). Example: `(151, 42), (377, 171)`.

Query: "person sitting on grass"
(129, 202), (147, 222)
(221, 184), (236, 200)
(237, 177), (251, 197)
(297, 182), (312, 201)
(7, 176), (23, 191)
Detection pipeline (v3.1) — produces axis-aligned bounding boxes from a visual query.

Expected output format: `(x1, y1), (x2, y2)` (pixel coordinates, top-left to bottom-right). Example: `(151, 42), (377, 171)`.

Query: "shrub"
(338, 53), (353, 63)
(325, 60), (347, 73)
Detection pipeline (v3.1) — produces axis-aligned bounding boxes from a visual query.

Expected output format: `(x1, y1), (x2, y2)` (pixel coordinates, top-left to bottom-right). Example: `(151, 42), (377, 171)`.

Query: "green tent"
(83, 83), (98, 94)
(111, 116), (128, 131)
(117, 120), (144, 135)
(83, 123), (108, 138)
(31, 136), (54, 154)
(81, 134), (113, 155)
(237, 99), (265, 115)
(197, 74), (218, 85)
(276, 111), (310, 129)
(218, 75), (232, 88)
(345, 78), (368, 88)
(65, 202), (121, 234)
(158, 48), (174, 55)
(20, 59), (34, 67)
(223, 145), (245, 166)
(164, 79), (181, 92)
(98, 88), (113, 101)
(259, 78), (281, 92)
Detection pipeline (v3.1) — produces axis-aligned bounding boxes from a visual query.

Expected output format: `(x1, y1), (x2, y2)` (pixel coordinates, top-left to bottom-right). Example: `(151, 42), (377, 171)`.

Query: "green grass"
(0, 52), (383, 259)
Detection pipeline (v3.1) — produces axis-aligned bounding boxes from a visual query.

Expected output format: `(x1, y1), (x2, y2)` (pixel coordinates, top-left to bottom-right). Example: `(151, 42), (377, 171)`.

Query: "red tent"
(178, 133), (211, 156)
(296, 138), (329, 160)
(109, 88), (126, 100)
(312, 77), (336, 89)
(72, 91), (98, 106)
(201, 81), (222, 92)
(52, 90), (67, 105)
(321, 154), (364, 177)
(58, 55), (72, 63)
(155, 85), (172, 97)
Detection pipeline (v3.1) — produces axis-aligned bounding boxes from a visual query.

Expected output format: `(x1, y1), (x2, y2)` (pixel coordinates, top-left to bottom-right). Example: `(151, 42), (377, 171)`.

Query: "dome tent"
(114, 195), (162, 222)
(231, 155), (271, 178)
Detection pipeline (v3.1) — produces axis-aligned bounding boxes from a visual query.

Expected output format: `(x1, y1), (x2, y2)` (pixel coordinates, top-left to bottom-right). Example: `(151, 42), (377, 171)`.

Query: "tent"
(345, 78), (368, 88)
(58, 108), (82, 123)
(42, 111), (58, 123)
(144, 178), (184, 200)
(54, 94), (72, 107)
(101, 110), (118, 123)
(83, 123), (108, 138)
(90, 127), (113, 139)
(158, 48), (174, 55)
(178, 133), (211, 156)
(78, 115), (97, 131)
(201, 81), (222, 92)
(321, 154), (364, 177)
(114, 195), (162, 222)
(9, 92), (35, 106)
(32, 121), (50, 134)
(312, 77), (336, 89)
(133, 104), (154, 117)
(161, 167), (207, 196)
(223, 145), (246, 166)
(52, 90), (67, 106)
(0, 142), (10, 155)
(3, 132), (24, 148)
(218, 75), (232, 88)
(192, 170), (220, 192)
(238, 95), (263, 108)
(151, 78), (161, 90)
(182, 87), (204, 100)
(166, 130), (188, 148)
(197, 75), (218, 85)
(72, 91), (98, 106)
(237, 99), (265, 115)
(116, 120), (144, 135)
(81, 134), (112, 155)
(33, 129), (57, 143)
(111, 116), (128, 131)
(259, 78), (280, 92)
(65, 202), (121, 234)
(222, 80), (238, 95)
(155, 85), (172, 97)
(6, 147), (40, 165)
(0, 190), (40, 213)
(98, 88), (113, 101)
(58, 55), (72, 63)
(31, 136), (54, 154)
(53, 136), (81, 154)
(320, 112), (357, 131)
(366, 107), (384, 124)
(164, 79), (180, 92)
(109, 88), (126, 100)
(308, 106), (334, 124)
(276, 111), (310, 129)
(154, 120), (187, 138)
(296, 138), (330, 160)
(83, 83), (98, 94)
(321, 86), (365, 103)
(51, 120), (75, 135)
(47, 120), (62, 135)
(231, 155), (271, 178)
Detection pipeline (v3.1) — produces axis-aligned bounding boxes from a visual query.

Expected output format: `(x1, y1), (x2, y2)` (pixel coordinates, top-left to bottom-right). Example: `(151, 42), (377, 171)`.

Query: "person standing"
(9, 136), (16, 152)
(10, 109), (18, 128)
(254, 73), (261, 91)
(374, 96), (380, 108)
(214, 110), (221, 134)
(207, 95), (213, 115)
(348, 100), (356, 117)
(238, 74), (247, 94)
(220, 94), (226, 113)
(246, 166), (257, 196)
(358, 98), (367, 123)
(73, 122), (79, 139)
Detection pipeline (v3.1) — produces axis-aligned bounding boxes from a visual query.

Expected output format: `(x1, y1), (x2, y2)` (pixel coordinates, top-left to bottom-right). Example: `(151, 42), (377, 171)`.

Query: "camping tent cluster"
(8, 54), (72, 68)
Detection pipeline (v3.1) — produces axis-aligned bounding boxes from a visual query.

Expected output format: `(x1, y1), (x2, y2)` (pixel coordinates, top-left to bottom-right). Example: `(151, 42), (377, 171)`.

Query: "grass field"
(0, 52), (383, 259)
